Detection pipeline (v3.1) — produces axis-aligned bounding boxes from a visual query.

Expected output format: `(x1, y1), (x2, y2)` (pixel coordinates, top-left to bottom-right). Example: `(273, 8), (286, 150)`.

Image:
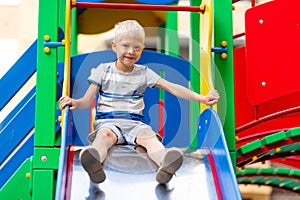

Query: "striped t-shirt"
(88, 62), (161, 121)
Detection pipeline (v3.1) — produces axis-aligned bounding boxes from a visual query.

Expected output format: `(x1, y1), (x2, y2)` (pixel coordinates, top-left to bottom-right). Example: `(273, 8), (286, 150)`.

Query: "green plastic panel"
(0, 159), (32, 200)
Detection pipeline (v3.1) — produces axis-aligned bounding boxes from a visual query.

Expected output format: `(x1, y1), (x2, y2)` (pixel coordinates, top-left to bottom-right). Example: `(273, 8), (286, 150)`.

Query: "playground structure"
(0, 0), (299, 199)
(234, 0), (300, 194)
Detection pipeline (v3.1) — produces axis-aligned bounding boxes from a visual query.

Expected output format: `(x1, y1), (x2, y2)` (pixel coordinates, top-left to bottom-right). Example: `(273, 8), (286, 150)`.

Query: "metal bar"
(233, 32), (245, 39)
(236, 106), (300, 133)
(236, 128), (289, 145)
(55, 106), (71, 200)
(73, 2), (205, 13)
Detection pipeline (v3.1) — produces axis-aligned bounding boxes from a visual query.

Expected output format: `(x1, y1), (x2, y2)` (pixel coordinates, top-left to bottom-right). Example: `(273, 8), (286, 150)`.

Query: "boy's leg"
(91, 128), (118, 162)
(80, 128), (117, 183)
(136, 128), (165, 165)
(136, 129), (183, 184)
(155, 148), (183, 184)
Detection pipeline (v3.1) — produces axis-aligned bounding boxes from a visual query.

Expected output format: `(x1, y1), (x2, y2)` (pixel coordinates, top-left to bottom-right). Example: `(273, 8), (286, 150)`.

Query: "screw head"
(44, 47), (50, 54)
(44, 35), (50, 41)
(221, 53), (227, 59)
(26, 172), (31, 179)
(41, 155), (47, 162)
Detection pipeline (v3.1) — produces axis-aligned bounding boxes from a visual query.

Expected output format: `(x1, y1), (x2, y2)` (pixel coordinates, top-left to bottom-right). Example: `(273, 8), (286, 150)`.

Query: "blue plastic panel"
(0, 134), (33, 188)
(0, 88), (35, 163)
(0, 40), (36, 110)
(138, 50), (190, 147)
(70, 50), (117, 146)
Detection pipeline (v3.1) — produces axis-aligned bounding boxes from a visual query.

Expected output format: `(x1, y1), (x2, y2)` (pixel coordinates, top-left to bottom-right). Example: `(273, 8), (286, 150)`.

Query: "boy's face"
(112, 35), (144, 71)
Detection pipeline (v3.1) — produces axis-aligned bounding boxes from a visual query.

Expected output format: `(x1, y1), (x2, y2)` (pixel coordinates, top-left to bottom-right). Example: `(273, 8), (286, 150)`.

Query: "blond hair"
(114, 20), (145, 43)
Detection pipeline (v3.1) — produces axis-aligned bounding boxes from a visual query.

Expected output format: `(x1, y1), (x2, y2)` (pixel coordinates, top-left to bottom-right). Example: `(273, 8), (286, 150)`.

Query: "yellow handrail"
(200, 0), (217, 112)
(60, 0), (72, 126)
(63, 0), (71, 97)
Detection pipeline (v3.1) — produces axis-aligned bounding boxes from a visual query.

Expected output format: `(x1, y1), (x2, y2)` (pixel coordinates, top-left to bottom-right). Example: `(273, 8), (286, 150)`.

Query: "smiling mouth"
(124, 56), (135, 60)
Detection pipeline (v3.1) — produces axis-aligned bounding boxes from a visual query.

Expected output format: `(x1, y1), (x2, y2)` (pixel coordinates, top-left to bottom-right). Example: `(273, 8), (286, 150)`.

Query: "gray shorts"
(88, 119), (162, 145)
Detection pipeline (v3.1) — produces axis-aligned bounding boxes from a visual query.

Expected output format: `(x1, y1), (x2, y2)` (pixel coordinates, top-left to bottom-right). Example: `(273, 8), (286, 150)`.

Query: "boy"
(59, 20), (219, 184)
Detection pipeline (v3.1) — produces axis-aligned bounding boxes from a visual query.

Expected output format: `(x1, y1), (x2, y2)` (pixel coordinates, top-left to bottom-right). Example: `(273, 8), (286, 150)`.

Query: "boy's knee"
(98, 128), (117, 141)
(137, 128), (156, 139)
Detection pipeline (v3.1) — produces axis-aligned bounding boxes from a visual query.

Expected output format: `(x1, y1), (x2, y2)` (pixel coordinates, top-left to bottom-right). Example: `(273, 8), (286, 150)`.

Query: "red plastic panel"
(245, 0), (300, 105)
(234, 46), (255, 127)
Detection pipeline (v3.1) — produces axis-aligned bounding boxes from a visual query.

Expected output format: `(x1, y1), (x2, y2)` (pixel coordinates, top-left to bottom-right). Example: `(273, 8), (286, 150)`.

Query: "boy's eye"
(120, 44), (142, 51)
(134, 46), (141, 51)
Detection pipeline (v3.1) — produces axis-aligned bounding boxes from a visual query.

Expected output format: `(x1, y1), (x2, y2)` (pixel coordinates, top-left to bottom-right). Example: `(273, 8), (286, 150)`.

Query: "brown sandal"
(156, 148), (183, 184)
(80, 146), (106, 183)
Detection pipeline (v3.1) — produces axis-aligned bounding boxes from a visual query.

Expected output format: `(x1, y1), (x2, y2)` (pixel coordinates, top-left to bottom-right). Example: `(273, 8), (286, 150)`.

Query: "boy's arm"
(59, 83), (99, 110)
(155, 78), (219, 106)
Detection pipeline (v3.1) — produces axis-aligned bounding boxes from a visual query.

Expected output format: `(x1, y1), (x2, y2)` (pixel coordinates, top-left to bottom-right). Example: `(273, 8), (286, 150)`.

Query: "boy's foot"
(80, 146), (106, 183)
(156, 148), (183, 184)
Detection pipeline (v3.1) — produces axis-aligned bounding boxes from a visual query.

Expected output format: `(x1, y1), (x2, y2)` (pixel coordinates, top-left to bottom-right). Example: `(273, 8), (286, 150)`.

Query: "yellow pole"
(200, 0), (217, 111)
(60, 0), (72, 125)
(63, 0), (71, 97)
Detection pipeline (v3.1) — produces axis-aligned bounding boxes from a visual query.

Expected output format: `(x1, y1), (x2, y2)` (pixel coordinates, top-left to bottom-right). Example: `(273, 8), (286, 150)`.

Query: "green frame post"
(189, 0), (201, 149)
(35, 1), (58, 147)
(58, 0), (66, 62)
(34, 0), (60, 199)
(213, 0), (236, 164)
(165, 9), (179, 56)
(71, 8), (78, 56)
(34, 0), (76, 198)
(32, 170), (55, 199)
(58, 0), (77, 60)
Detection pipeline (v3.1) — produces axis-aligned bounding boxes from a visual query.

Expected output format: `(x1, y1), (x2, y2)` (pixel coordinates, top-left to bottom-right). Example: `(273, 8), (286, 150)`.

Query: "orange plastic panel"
(245, 0), (300, 105)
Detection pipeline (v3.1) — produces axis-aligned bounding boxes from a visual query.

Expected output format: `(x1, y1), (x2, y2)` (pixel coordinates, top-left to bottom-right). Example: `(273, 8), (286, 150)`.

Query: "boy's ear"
(111, 41), (117, 52)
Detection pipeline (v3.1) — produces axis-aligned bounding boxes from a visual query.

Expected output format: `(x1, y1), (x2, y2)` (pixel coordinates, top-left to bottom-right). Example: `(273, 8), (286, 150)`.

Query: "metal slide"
(59, 109), (242, 200)
(69, 146), (217, 200)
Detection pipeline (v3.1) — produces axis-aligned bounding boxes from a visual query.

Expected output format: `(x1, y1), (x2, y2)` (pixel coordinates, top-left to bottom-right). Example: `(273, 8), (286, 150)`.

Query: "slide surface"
(59, 109), (241, 200)
(69, 147), (217, 200)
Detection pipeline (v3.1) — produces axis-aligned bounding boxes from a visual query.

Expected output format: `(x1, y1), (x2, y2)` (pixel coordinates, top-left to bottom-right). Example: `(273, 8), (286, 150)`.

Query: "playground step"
(261, 131), (286, 146)
(238, 140), (262, 155)
(236, 126), (300, 167)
